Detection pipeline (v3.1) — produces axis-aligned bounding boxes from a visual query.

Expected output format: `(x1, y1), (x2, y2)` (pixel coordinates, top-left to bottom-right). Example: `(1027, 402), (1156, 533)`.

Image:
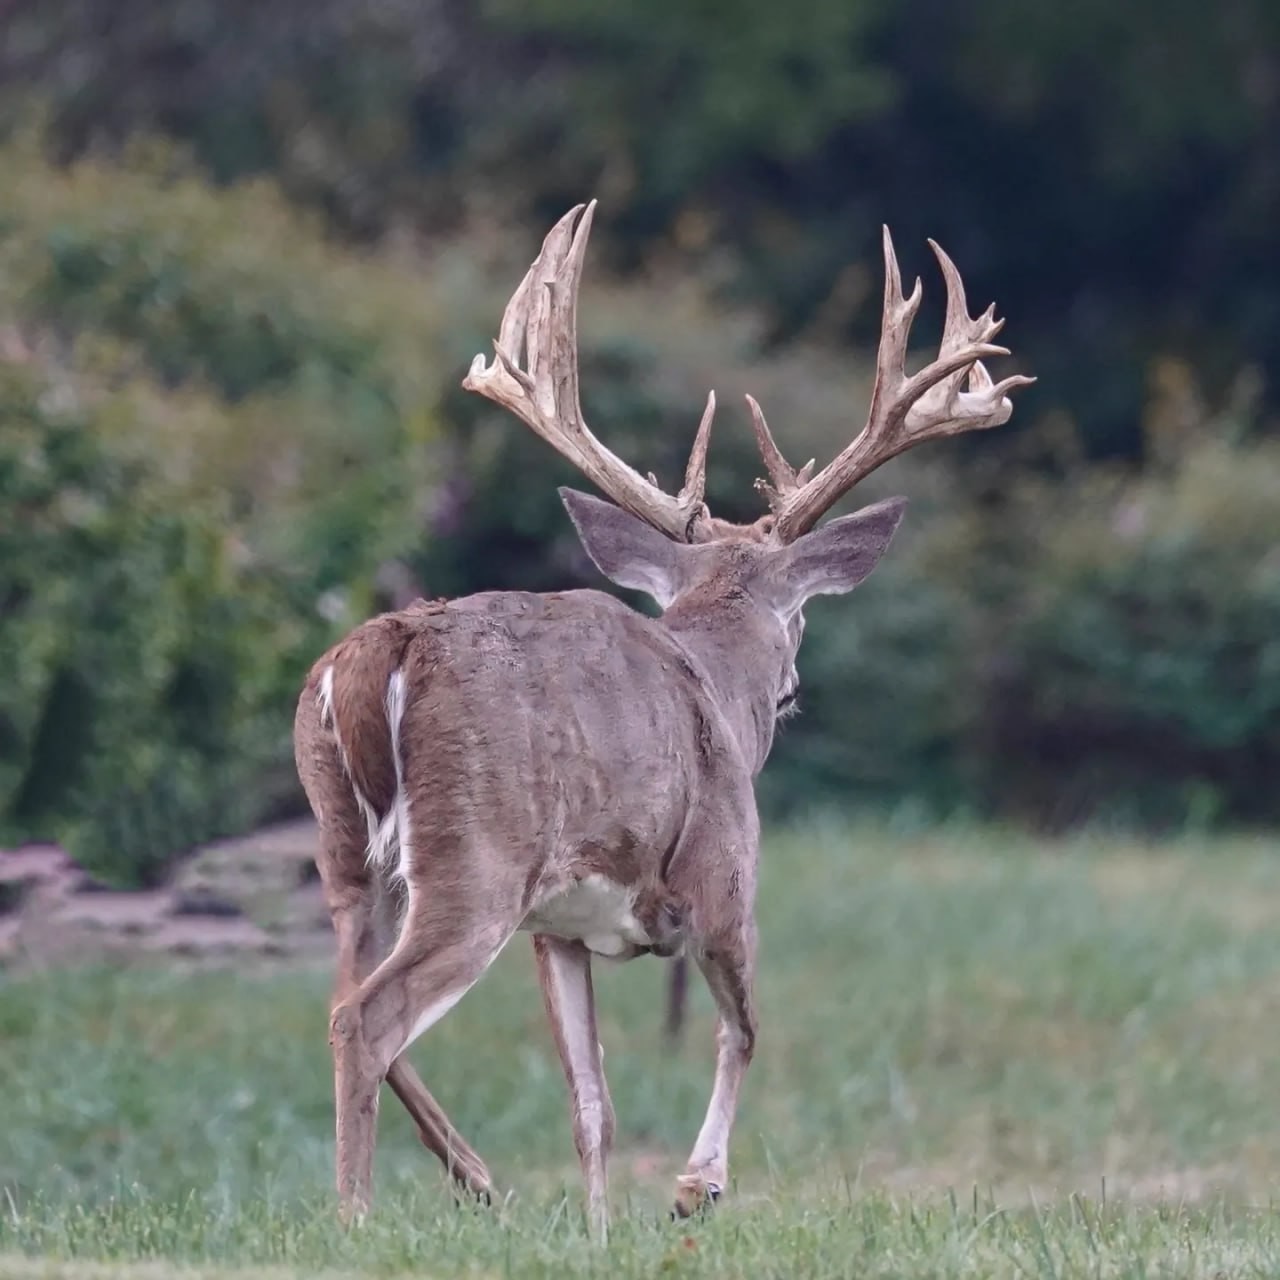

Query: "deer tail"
(312, 618), (416, 870)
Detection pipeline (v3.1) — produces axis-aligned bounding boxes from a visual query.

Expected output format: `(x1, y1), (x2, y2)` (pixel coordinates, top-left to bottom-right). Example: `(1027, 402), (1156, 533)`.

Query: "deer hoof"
(337, 1198), (370, 1231)
(672, 1173), (722, 1219)
(449, 1173), (494, 1209)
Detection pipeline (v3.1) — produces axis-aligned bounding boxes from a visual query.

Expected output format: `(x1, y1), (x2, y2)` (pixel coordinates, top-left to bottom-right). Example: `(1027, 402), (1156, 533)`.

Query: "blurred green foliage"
(0, 351), (300, 881)
(0, 138), (443, 878)
(767, 378), (1280, 833)
(990, 379), (1280, 829)
(3, 0), (1276, 447)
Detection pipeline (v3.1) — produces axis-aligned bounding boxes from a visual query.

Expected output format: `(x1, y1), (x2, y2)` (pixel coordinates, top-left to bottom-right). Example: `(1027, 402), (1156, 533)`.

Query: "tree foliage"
(0, 139), (446, 877)
(4, 0), (1276, 445)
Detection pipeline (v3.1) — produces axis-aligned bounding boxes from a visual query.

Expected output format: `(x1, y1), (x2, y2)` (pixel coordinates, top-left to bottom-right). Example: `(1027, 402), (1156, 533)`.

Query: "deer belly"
(521, 875), (653, 957)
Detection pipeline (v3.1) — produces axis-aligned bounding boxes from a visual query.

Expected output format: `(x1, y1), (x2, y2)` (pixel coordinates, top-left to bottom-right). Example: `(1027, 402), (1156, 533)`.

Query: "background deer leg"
(664, 955), (689, 1043)
(533, 935), (615, 1242)
(673, 919), (757, 1219)
(329, 912), (511, 1223)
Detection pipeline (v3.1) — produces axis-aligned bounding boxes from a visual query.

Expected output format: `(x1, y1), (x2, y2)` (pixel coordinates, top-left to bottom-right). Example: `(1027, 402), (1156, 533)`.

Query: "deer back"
(297, 590), (756, 898)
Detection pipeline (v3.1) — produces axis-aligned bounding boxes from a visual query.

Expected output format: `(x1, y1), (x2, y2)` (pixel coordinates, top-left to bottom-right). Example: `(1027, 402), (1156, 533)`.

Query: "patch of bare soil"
(0, 821), (332, 973)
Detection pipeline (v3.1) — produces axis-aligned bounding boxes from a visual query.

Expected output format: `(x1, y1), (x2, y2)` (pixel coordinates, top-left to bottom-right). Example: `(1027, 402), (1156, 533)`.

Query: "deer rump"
(303, 590), (727, 963)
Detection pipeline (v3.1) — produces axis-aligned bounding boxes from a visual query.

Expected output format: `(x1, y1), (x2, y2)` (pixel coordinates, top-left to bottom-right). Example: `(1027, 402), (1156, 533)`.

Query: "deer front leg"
(533, 935), (616, 1243)
(673, 918), (757, 1218)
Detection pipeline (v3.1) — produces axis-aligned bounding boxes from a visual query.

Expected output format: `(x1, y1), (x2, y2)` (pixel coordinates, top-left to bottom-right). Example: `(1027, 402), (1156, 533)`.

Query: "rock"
(143, 917), (286, 957)
(169, 889), (246, 919)
(0, 819), (332, 973)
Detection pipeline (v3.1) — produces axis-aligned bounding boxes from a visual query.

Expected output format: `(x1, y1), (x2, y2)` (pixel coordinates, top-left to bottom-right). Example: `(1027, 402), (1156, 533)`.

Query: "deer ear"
(559, 488), (687, 607)
(766, 496), (908, 616)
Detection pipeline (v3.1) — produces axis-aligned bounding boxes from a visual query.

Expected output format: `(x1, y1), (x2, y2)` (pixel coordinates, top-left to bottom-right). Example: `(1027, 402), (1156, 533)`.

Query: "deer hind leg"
(329, 885), (515, 1224)
(329, 876), (493, 1202)
(533, 935), (615, 1243)
(302, 714), (496, 1216)
(386, 1045), (492, 1202)
(673, 917), (757, 1219)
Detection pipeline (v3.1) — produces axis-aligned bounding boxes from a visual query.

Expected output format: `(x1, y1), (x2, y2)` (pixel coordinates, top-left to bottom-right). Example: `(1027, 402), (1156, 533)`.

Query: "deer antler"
(467, 206), (1031, 547)
(751, 228), (1036, 543)
(463, 202), (717, 542)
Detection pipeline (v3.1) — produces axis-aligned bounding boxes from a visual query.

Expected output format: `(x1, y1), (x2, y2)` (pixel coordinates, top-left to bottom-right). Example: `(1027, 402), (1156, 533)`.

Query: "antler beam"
(466, 204), (1032, 548)
(463, 202), (716, 542)
(753, 228), (1035, 543)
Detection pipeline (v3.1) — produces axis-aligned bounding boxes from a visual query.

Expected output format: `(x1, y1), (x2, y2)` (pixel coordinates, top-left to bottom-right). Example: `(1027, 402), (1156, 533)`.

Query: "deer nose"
(777, 667), (800, 710)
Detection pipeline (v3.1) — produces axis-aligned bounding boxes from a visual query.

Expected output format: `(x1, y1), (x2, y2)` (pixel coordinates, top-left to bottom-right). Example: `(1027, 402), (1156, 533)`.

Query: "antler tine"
(767, 227), (1032, 543)
(494, 204), (582, 383)
(680, 390), (717, 514)
(880, 226), (925, 375)
(903, 237), (1012, 432)
(543, 199), (595, 422)
(464, 202), (715, 541)
(928, 237), (1005, 349)
(969, 360), (1038, 403)
(746, 394), (814, 514)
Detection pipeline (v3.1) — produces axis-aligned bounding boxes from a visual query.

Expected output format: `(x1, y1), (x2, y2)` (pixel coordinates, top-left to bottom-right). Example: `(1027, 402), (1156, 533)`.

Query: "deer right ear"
(559, 488), (687, 608)
(765, 495), (908, 617)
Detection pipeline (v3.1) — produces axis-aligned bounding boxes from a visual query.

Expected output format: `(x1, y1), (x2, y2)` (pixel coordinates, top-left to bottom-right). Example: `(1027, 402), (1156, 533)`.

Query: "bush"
(759, 546), (983, 823)
(0, 350), (314, 881)
(0, 139), (450, 880)
(985, 375), (1280, 828)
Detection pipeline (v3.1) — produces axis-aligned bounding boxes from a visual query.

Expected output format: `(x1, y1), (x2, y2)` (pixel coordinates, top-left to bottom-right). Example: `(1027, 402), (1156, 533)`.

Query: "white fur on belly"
(521, 875), (652, 957)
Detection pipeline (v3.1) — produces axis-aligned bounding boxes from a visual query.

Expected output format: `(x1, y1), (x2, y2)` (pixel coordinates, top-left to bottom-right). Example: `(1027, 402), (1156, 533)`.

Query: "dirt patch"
(0, 821), (332, 973)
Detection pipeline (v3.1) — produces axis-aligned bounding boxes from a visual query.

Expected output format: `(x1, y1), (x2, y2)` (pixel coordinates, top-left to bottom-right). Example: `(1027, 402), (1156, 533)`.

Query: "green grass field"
(5, 823), (1280, 1278)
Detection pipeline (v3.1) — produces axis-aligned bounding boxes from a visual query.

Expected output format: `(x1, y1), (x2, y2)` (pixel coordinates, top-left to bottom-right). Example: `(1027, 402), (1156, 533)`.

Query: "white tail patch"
(365, 802), (399, 874)
(317, 664), (336, 728)
(318, 662), (404, 876)
(385, 669), (411, 883)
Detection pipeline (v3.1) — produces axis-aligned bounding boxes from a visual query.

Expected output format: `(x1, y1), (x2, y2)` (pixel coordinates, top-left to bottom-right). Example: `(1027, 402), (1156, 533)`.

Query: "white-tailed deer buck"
(293, 202), (1032, 1239)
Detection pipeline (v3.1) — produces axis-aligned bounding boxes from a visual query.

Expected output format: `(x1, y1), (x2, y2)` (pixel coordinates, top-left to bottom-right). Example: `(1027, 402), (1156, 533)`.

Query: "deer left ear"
(560, 488), (689, 608)
(764, 496), (908, 617)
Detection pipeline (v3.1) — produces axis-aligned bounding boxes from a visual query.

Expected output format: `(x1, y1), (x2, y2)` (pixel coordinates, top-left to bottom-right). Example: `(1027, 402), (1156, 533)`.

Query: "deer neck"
(661, 599), (782, 777)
